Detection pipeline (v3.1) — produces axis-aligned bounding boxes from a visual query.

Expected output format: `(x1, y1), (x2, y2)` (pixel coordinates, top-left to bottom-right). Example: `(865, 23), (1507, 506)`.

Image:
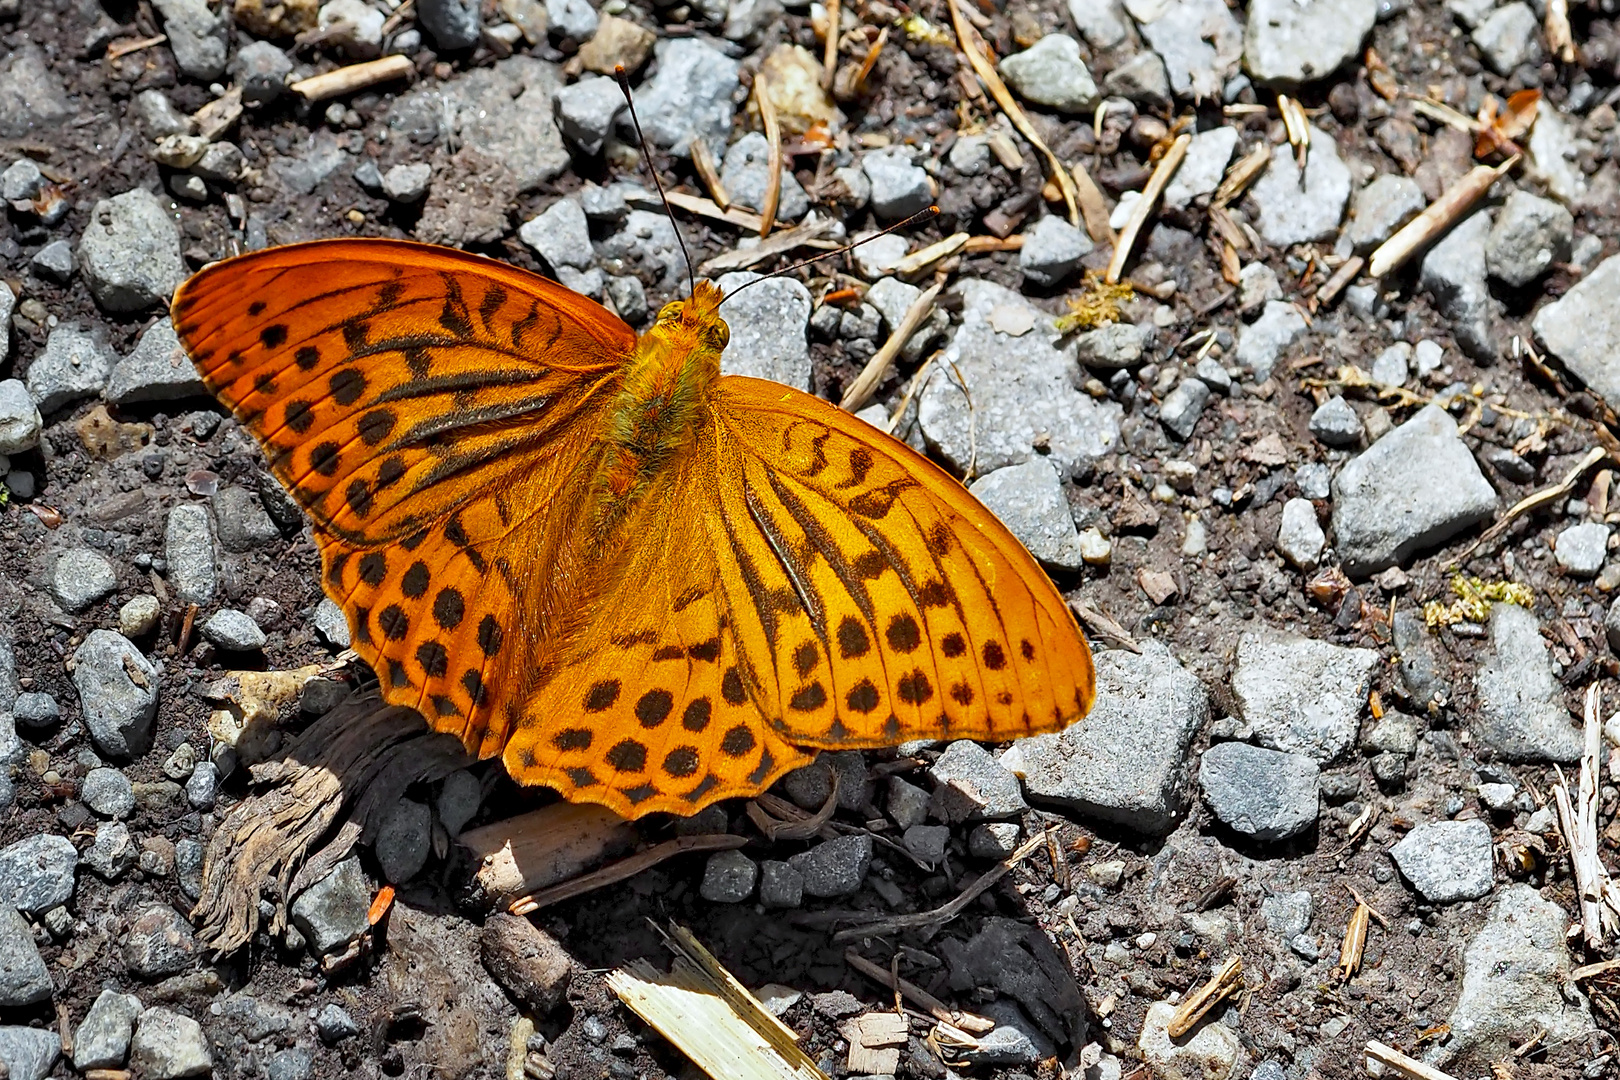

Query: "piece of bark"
(481, 913), (576, 1015)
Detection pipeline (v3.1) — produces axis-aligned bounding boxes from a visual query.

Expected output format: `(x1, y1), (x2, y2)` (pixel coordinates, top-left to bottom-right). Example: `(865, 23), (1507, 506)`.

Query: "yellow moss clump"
(1423, 575), (1535, 627)
(1055, 272), (1135, 333)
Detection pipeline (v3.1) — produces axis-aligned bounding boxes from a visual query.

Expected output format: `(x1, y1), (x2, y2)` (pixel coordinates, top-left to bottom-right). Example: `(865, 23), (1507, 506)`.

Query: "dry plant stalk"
(844, 951), (995, 1034)
(1168, 955), (1242, 1037)
(699, 216), (838, 274)
(1449, 445), (1606, 565)
(609, 924), (830, 1080)
(1552, 684), (1620, 950)
(652, 190), (765, 231)
(106, 34), (167, 60)
(946, 0), (1080, 227)
(509, 833), (747, 914)
(962, 235), (1024, 253)
(290, 55), (414, 101)
(1277, 94), (1310, 168)
(755, 74), (783, 237)
(892, 233), (966, 277)
(690, 137), (731, 210)
(1339, 897), (1371, 980)
(1312, 255), (1364, 310)
(1367, 156), (1518, 278)
(1365, 1040), (1462, 1080)
(840, 282), (941, 412)
(821, 0), (841, 89)
(747, 773), (840, 841)
(1212, 144), (1270, 208)
(1106, 133), (1190, 285)
(1070, 162), (1115, 244)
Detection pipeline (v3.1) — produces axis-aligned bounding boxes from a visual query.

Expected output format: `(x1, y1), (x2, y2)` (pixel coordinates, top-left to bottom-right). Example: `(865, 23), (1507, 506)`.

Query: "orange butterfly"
(171, 239), (1095, 818)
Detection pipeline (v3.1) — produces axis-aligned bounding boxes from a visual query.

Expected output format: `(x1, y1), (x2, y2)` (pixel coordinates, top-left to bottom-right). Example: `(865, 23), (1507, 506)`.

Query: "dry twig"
(699, 216), (838, 274)
(290, 55), (414, 102)
(840, 282), (941, 412)
(1107, 133), (1190, 285)
(821, 0), (841, 89)
(892, 233), (966, 277)
(690, 137), (730, 210)
(1552, 685), (1620, 950)
(1168, 956), (1242, 1037)
(755, 74), (783, 237)
(1368, 156), (1518, 278)
(509, 834), (748, 915)
(1364, 1040), (1461, 1080)
(844, 951), (994, 1034)
(1449, 445), (1606, 565)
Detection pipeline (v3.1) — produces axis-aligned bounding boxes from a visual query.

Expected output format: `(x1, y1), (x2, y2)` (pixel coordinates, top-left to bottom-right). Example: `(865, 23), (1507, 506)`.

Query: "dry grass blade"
(892, 233), (966, 277)
(1168, 956), (1242, 1037)
(691, 137), (731, 210)
(1212, 144), (1270, 208)
(1338, 896), (1371, 981)
(290, 55), (414, 101)
(840, 282), (941, 412)
(1552, 685), (1620, 949)
(756, 73), (783, 237)
(844, 951), (995, 1034)
(1448, 445), (1605, 565)
(1410, 97), (1482, 134)
(1312, 255), (1364, 310)
(821, 0), (840, 90)
(509, 834), (748, 915)
(1367, 156), (1517, 278)
(946, 0), (1080, 228)
(1364, 1041), (1462, 1080)
(609, 924), (831, 1080)
(962, 235), (1024, 253)
(1106, 132), (1190, 285)
(1070, 162), (1115, 244)
(1278, 94), (1310, 168)
(699, 216), (838, 274)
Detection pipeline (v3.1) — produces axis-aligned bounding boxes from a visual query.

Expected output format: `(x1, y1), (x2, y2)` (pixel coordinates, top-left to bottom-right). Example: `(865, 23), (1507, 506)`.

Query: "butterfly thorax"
(587, 282), (730, 541)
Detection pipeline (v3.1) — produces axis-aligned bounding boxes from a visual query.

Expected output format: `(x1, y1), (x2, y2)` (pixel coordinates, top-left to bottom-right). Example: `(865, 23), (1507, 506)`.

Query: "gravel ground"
(3, 0), (1620, 1078)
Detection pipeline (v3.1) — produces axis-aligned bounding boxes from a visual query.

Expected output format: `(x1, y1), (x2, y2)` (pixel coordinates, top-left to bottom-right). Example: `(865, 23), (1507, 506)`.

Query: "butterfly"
(170, 238), (1095, 818)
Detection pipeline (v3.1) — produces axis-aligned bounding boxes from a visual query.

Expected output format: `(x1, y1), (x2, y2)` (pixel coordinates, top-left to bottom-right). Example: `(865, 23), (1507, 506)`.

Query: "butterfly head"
(655, 280), (730, 354)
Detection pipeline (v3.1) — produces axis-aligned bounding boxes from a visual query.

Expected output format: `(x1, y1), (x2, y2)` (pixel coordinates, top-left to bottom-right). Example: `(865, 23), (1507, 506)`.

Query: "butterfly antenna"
(721, 206), (940, 302)
(615, 65), (698, 297)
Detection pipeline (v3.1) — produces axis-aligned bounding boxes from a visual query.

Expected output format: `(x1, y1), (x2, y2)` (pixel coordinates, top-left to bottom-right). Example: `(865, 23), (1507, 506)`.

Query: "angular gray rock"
(1122, 0), (1243, 99)
(1534, 255), (1620, 411)
(1230, 628), (1378, 762)
(1419, 209), (1494, 359)
(84, 821), (139, 880)
(1344, 174), (1426, 253)
(1000, 642), (1208, 834)
(929, 740), (1028, 822)
(1275, 497), (1326, 570)
(1104, 52), (1172, 109)
(631, 38), (740, 157)
(1198, 742), (1320, 841)
(290, 857), (370, 954)
(919, 279), (1121, 478)
(998, 34), (1098, 113)
(969, 459), (1086, 572)
(106, 319), (206, 405)
(1330, 404), (1498, 575)
(787, 835), (872, 897)
(78, 189), (187, 313)
(51, 548), (117, 613)
(1393, 608), (1449, 709)
(213, 487), (280, 552)
(547, 0), (598, 40)
(26, 325), (115, 414)
(0, 44), (72, 140)
(1019, 215), (1092, 287)
(1234, 300), (1306, 382)
(716, 272), (812, 389)
(152, 0), (228, 80)
(0, 1027), (60, 1080)
(381, 162), (432, 203)
(31, 239), (74, 282)
(1251, 127), (1351, 246)
(0, 836), (77, 915)
(1068, 0), (1131, 48)
(1160, 379), (1211, 440)
(73, 989), (144, 1070)
(699, 851), (758, 902)
(1471, 2), (1541, 75)
(0, 906), (52, 1007)
(1474, 603), (1582, 762)
(1486, 190), (1573, 287)
(1554, 521), (1608, 578)
(554, 75), (622, 157)
(232, 40), (292, 104)
(0, 379), (40, 454)
(720, 132), (810, 221)
(598, 210), (689, 290)
(122, 905), (200, 977)
(71, 630), (158, 760)
(1442, 885), (1592, 1070)
(758, 860), (804, 907)
(862, 148), (933, 220)
(1074, 323), (1147, 370)
(1309, 395), (1362, 447)
(82, 768), (135, 819)
(375, 798), (431, 883)
(418, 0), (482, 48)
(164, 503), (217, 606)
(1388, 819), (1493, 902)
(1244, 0), (1376, 85)
(128, 1007), (212, 1079)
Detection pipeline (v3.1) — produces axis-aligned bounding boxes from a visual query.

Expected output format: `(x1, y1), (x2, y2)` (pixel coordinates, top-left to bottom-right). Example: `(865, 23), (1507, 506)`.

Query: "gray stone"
(715, 272), (811, 389)
(122, 906), (199, 977)
(1, 159), (42, 202)
(1555, 521), (1608, 578)
(0, 836), (76, 915)
(375, 798), (431, 883)
(12, 692), (56, 731)
(1446, 0), (1495, 26)
(1331, 404), (1498, 575)
(437, 770), (482, 835)
(214, 486), (280, 552)
(947, 134), (991, 176)
(1123, 0), (1243, 99)
(0, 45), (71, 140)
(381, 162), (431, 203)
(1162, 126), (1239, 210)
(938, 918), (1085, 1046)
(0, 1027), (60, 1080)
(1295, 462), (1331, 500)
(1345, 174), (1426, 253)
(1261, 891), (1312, 941)
(886, 777), (930, 829)
(632, 38), (740, 157)
(1535, 255), (1620, 411)
(862, 148), (933, 220)
(131, 89), (191, 138)
(699, 851), (758, 902)
(1074, 322), (1147, 370)
(128, 1007), (212, 1079)
(107, 320), (205, 405)
(605, 275), (647, 325)
(200, 609), (265, 652)
(1393, 609), (1449, 709)
(0, 906), (51, 1007)
(1159, 379), (1210, 440)
(433, 58), (569, 193)
(1244, 0), (1377, 85)
(998, 34), (1098, 113)
(1252, 127), (1351, 246)
(1104, 52), (1172, 109)
(720, 132), (810, 221)
(1475, 603), (1582, 762)
(72, 630), (158, 760)
(192, 141), (243, 184)
(73, 989), (143, 1070)
(758, 860), (803, 908)
(1238, 261), (1283, 311)
(920, 279), (1121, 477)
(1370, 343), (1410, 386)
(84, 820), (138, 880)
(51, 548), (117, 613)
(175, 840), (203, 902)
(1487, 190), (1573, 288)
(554, 75), (622, 156)
(929, 740), (1027, 822)
(26, 325), (115, 414)
(598, 210), (688, 290)
(1525, 106), (1588, 206)
(969, 822), (1021, 858)
(787, 835), (872, 897)
(183, 761), (217, 810)
(1479, 782), (1516, 811)
(79, 188), (186, 313)
(963, 1001), (1053, 1067)
(1309, 395), (1362, 447)
(866, 275), (948, 361)
(546, 0), (597, 39)
(1419, 209), (1494, 360)
(290, 856), (370, 953)
(1234, 300), (1307, 381)
(165, 503), (216, 606)
(319, 0), (385, 54)
(1019, 215), (1092, 287)
(1366, 712), (1419, 756)
(1199, 742), (1319, 841)
(267, 1048), (314, 1080)
(1276, 497), (1326, 569)
(316, 1004), (359, 1044)
(31, 239), (74, 282)
(1230, 627), (1378, 762)
(233, 39), (292, 104)
(1472, 2), (1541, 75)
(120, 595), (161, 639)
(312, 599), (351, 648)
(418, 0), (482, 48)
(0, 380), (41, 454)
(83, 767), (135, 819)
(1443, 885), (1591, 1069)
(969, 459), (1085, 572)
(851, 232), (908, 279)
(1001, 642), (1207, 834)
(1389, 819), (1493, 902)
(153, 0), (227, 79)
(827, 165), (870, 210)
(1068, 0), (1131, 48)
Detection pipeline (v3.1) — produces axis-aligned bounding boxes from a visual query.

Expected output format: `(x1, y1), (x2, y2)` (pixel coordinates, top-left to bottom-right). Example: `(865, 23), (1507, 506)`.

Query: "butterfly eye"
(658, 302), (683, 323)
(709, 320), (730, 350)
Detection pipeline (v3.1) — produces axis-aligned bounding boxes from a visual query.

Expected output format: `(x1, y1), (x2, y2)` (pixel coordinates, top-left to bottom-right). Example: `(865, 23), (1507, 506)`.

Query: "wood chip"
(290, 55), (414, 102)
(962, 235), (1024, 253)
(1106, 133), (1189, 285)
(1136, 568), (1179, 606)
(844, 1013), (907, 1074)
(1367, 155), (1518, 278)
(460, 802), (638, 907)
